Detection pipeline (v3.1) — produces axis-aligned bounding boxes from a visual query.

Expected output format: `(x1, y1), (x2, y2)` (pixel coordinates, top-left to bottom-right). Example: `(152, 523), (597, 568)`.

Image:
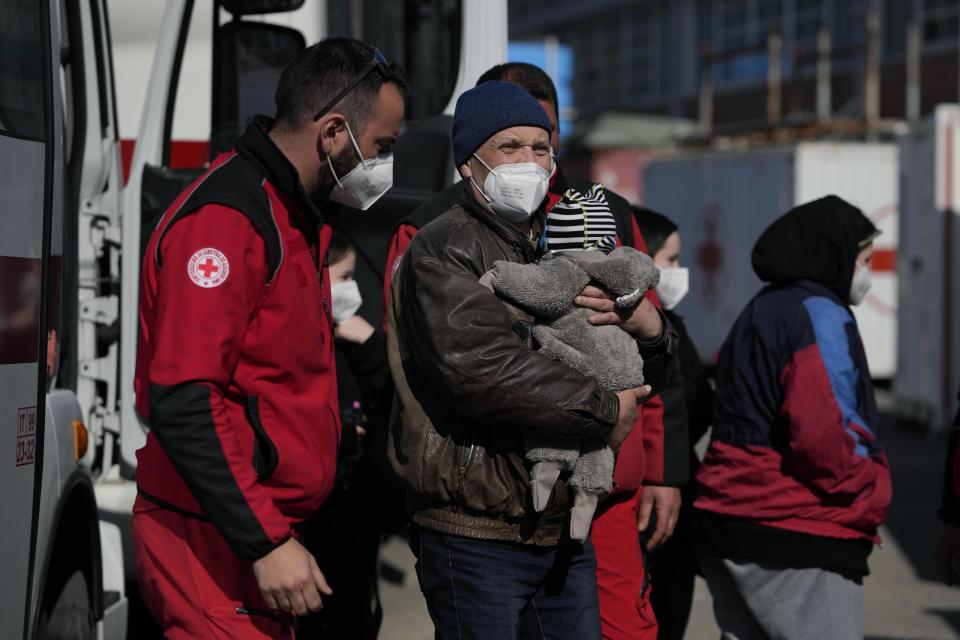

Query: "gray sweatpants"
(701, 558), (864, 640)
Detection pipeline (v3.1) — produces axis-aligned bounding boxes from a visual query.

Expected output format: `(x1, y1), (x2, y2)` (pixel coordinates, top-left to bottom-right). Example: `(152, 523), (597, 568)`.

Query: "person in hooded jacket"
(694, 195), (893, 640)
(633, 207), (714, 640)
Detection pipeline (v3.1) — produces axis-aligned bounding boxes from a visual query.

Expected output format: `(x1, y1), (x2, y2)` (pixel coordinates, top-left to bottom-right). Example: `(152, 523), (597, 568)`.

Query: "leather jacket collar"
(456, 182), (540, 263)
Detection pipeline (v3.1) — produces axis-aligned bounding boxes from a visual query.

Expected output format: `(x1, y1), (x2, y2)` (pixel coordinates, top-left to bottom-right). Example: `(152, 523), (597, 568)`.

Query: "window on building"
(795, 0), (825, 54)
(720, 0), (749, 49)
(758, 0), (783, 22)
(627, 4), (655, 98)
(880, 0), (909, 55)
(922, 0), (959, 45)
(709, 0), (775, 86)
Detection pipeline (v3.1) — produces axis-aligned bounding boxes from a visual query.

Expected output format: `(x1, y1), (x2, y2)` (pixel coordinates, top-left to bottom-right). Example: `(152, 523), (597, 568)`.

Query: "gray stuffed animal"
(483, 245), (660, 540)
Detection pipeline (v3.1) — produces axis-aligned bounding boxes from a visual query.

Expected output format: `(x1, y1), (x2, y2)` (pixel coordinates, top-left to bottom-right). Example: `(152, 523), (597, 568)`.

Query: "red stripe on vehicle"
(121, 139), (212, 183)
(0, 256), (42, 365)
(871, 248), (896, 273)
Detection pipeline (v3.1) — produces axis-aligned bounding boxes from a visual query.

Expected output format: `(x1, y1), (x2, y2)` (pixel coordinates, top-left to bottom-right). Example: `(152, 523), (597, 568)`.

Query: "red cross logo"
(198, 258), (220, 278)
(188, 248), (230, 288)
(695, 202), (724, 308)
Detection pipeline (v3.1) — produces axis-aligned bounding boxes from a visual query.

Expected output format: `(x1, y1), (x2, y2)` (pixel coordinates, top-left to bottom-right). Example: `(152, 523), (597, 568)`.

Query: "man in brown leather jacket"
(386, 81), (678, 639)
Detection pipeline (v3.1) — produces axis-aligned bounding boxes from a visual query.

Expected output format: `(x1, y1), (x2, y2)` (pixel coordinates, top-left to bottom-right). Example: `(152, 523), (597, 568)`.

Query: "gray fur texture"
(562, 246), (660, 305)
(570, 440), (616, 492)
(532, 309), (646, 392)
(486, 246), (660, 536)
(489, 257), (589, 320)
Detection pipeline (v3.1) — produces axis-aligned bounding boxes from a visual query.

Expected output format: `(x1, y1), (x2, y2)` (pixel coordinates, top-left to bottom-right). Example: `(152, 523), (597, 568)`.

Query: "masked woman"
(633, 207), (714, 640)
(695, 196), (893, 640)
(300, 232), (395, 639)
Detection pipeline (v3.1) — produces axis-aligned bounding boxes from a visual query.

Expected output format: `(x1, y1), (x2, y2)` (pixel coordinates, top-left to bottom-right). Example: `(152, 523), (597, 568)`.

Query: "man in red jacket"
(382, 62), (687, 639)
(132, 38), (405, 639)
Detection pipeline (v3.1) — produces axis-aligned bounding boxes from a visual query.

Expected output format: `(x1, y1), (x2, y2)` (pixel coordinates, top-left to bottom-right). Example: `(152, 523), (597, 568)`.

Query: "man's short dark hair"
(274, 37), (407, 131)
(476, 62), (559, 121)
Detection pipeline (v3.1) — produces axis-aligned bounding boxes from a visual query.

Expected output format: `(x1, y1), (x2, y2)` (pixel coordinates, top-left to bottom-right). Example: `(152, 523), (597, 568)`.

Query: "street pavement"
(378, 408), (960, 640)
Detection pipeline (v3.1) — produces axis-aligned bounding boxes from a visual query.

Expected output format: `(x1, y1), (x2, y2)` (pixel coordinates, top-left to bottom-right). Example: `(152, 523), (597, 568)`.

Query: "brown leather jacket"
(387, 185), (678, 545)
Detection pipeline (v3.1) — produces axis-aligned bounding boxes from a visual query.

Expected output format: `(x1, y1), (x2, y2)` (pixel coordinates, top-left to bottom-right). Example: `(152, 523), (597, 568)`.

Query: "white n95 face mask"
(849, 265), (872, 306)
(471, 154), (551, 223)
(328, 121), (394, 211)
(656, 267), (689, 311)
(331, 280), (363, 324)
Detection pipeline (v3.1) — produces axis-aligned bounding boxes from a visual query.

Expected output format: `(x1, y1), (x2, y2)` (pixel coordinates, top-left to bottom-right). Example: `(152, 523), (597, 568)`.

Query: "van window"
(327, 0), (462, 122)
(0, 0), (46, 140)
(167, 4), (215, 168)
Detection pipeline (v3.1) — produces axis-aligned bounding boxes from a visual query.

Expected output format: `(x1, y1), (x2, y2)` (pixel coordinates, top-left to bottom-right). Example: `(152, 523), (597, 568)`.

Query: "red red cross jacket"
(134, 121), (341, 561)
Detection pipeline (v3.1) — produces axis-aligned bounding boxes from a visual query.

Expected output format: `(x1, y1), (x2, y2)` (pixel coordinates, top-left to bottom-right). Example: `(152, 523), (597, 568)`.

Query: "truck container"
(896, 104), (960, 432)
(643, 142), (899, 379)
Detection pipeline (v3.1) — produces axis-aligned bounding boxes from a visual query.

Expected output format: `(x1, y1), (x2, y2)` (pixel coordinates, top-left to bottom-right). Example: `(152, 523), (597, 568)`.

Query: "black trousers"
(298, 480), (384, 640)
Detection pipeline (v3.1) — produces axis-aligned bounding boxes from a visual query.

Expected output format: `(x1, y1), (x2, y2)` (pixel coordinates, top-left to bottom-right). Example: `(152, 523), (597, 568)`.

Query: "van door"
(0, 0), (59, 637)
(60, 0), (126, 476)
(119, 0), (306, 471)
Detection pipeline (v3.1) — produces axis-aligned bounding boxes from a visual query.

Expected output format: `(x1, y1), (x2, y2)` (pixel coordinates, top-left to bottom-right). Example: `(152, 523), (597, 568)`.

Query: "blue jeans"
(409, 526), (602, 640)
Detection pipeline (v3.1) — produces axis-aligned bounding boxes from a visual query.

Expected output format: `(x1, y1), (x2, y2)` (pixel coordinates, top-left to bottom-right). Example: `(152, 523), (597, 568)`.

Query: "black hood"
(751, 195), (879, 304)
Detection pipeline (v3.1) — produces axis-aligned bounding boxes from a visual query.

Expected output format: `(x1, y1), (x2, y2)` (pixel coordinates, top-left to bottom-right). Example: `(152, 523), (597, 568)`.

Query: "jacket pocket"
(245, 396), (279, 480)
(203, 606), (291, 637)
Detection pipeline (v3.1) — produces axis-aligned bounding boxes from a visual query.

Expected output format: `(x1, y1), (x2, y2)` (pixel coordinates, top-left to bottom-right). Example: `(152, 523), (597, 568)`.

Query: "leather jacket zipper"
(457, 427), (476, 482)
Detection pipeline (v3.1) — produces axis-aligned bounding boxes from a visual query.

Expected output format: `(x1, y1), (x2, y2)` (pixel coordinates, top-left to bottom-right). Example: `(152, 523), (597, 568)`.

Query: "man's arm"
(397, 247), (620, 441)
(148, 207), (292, 560)
(780, 314), (890, 511)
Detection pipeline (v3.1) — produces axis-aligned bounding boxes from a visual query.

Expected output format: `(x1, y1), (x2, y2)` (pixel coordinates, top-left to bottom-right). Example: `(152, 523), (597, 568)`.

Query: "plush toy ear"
(490, 257), (590, 319)
(567, 246), (660, 308)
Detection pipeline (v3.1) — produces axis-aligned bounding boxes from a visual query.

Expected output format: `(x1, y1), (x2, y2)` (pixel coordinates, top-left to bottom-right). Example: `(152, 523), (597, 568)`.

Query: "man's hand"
(607, 386), (652, 452)
(638, 486), (681, 551)
(938, 523), (960, 586)
(575, 286), (662, 340)
(252, 538), (332, 615)
(334, 315), (375, 345)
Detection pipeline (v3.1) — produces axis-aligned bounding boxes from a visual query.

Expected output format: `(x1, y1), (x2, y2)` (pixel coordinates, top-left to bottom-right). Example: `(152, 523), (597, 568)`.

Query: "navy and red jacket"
(134, 122), (341, 561)
(695, 280), (892, 571)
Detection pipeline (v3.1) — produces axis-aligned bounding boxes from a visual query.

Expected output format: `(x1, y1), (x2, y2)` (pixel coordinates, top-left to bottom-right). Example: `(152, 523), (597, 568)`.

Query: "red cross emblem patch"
(187, 247), (230, 288)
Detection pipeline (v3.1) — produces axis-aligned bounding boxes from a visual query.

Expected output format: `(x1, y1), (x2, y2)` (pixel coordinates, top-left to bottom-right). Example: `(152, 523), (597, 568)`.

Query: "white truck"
(642, 142), (900, 380)
(0, 0), (128, 637)
(896, 104), (960, 433)
(0, 0), (507, 636)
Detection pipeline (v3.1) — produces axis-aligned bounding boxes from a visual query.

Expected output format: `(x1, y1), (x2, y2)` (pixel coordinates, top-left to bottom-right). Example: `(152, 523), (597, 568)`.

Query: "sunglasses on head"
(312, 47), (391, 122)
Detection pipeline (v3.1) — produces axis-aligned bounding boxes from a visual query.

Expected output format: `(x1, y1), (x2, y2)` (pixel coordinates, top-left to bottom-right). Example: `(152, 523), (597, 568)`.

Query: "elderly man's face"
(462, 125), (552, 188)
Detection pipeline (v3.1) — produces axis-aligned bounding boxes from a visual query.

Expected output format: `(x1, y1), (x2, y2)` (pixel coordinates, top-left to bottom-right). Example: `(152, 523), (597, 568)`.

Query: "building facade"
(510, 0), (960, 131)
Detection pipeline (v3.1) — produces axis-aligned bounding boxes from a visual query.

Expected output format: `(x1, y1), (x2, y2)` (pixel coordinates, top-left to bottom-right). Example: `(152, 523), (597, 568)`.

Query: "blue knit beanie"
(452, 81), (553, 167)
